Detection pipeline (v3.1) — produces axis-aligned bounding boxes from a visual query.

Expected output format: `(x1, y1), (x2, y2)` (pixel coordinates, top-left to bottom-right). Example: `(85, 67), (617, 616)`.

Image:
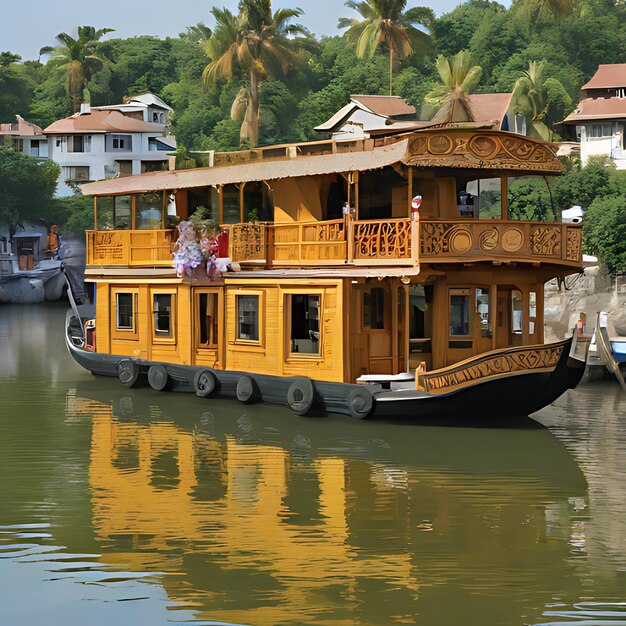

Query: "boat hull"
(65, 311), (586, 422)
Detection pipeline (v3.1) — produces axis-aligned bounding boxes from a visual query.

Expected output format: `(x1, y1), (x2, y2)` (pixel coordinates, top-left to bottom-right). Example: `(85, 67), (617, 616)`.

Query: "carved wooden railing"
(272, 219), (348, 264)
(353, 218), (413, 261)
(228, 222), (268, 262)
(420, 220), (582, 266)
(86, 230), (174, 267)
(416, 340), (568, 395)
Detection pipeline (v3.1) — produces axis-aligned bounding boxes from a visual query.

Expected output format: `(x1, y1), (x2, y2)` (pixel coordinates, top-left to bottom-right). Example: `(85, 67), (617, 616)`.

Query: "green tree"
(39, 26), (115, 112)
(585, 194), (626, 273)
(425, 50), (482, 123)
(338, 0), (434, 96)
(0, 148), (60, 235)
(511, 60), (570, 140)
(202, 1), (307, 147)
(0, 54), (35, 122)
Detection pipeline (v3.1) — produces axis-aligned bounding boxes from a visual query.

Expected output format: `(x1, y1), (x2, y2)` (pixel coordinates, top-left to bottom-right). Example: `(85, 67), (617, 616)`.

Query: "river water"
(1, 304), (625, 626)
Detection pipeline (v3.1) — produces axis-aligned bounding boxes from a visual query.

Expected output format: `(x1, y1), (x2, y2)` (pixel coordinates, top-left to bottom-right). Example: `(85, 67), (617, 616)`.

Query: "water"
(1, 304), (626, 626)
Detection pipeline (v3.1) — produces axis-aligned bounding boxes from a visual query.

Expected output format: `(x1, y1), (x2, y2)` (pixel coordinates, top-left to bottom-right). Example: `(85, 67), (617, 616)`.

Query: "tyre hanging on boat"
(148, 364), (170, 391)
(118, 359), (141, 388)
(286, 377), (318, 416)
(193, 368), (220, 397)
(347, 387), (374, 419)
(236, 375), (260, 404)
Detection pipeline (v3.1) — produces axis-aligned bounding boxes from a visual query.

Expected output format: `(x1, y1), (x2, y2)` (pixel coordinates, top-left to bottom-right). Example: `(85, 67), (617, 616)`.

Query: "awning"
(82, 139), (409, 196)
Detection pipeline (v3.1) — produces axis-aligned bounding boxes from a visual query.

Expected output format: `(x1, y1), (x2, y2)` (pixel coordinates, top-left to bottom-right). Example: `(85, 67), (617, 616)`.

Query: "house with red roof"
(561, 64), (626, 168)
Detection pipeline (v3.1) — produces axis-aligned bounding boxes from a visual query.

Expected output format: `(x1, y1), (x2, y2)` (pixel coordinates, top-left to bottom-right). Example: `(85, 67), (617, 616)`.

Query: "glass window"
(237, 295), (259, 341)
(465, 178), (501, 219)
(476, 287), (491, 338)
(222, 184), (240, 224)
(363, 288), (385, 329)
(116, 293), (134, 330)
(113, 195), (132, 230)
(136, 192), (163, 230)
(529, 291), (537, 336)
(243, 181), (274, 222)
(511, 290), (523, 334)
(289, 294), (320, 355)
(198, 292), (218, 348)
(96, 197), (114, 230)
(153, 294), (173, 337)
(449, 288), (470, 336)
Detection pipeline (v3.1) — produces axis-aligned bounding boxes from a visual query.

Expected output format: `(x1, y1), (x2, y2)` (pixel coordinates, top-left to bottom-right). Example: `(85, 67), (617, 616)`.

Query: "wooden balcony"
(227, 218), (582, 268)
(228, 218), (417, 267)
(86, 230), (174, 266)
(420, 220), (583, 267)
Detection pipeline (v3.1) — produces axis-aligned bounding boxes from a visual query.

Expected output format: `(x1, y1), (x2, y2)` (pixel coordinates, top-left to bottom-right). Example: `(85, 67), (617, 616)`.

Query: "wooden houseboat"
(65, 127), (589, 420)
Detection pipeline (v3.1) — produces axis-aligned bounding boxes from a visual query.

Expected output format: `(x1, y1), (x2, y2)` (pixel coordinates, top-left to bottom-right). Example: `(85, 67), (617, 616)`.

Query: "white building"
(44, 93), (176, 195)
(562, 64), (626, 169)
(0, 115), (49, 157)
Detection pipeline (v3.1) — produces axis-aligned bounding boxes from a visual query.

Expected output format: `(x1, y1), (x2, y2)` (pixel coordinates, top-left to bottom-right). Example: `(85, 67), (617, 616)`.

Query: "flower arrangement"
(172, 208), (224, 278)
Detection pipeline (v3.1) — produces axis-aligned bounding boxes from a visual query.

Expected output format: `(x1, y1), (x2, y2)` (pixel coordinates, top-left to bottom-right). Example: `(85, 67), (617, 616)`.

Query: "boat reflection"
(68, 382), (589, 625)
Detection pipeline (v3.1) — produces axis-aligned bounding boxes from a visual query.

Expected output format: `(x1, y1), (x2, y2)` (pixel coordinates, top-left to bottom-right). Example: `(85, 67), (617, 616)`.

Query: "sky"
(6, 0), (509, 62)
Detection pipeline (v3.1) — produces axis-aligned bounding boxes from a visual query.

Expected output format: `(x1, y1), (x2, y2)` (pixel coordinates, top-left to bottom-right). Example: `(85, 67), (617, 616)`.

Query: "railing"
(86, 230), (174, 266)
(228, 218), (416, 267)
(353, 218), (412, 261)
(420, 220), (582, 266)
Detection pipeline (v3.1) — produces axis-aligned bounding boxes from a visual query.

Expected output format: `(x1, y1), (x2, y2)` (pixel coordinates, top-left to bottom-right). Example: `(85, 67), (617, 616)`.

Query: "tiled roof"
(562, 97), (626, 123)
(44, 109), (165, 134)
(582, 64), (626, 90)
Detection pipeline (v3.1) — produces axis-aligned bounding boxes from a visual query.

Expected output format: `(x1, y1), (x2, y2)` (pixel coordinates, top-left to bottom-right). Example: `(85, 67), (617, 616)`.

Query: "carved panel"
(230, 223), (267, 262)
(407, 131), (562, 172)
(353, 219), (412, 259)
(566, 227), (582, 262)
(419, 343), (565, 394)
(92, 231), (126, 262)
(529, 225), (561, 257)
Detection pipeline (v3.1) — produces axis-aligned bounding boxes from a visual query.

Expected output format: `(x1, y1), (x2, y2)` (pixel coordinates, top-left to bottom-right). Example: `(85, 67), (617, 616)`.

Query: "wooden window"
(449, 288), (471, 336)
(114, 291), (137, 334)
(153, 293), (173, 338)
(236, 295), (259, 342)
(364, 287), (385, 329)
(197, 291), (219, 348)
(288, 294), (321, 356)
(529, 291), (537, 336)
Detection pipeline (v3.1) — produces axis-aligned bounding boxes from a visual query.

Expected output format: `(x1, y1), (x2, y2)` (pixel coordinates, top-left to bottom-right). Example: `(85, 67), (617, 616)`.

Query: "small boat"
(592, 311), (626, 390)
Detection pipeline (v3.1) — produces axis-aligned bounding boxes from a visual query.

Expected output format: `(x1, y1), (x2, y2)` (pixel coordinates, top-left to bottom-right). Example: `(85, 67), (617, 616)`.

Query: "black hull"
(65, 311), (585, 422)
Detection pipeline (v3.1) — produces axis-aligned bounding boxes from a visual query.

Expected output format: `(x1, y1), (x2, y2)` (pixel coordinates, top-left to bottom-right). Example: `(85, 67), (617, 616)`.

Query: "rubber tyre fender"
(286, 377), (316, 416)
(118, 359), (140, 388)
(236, 375), (260, 404)
(148, 364), (170, 391)
(347, 387), (375, 419)
(193, 368), (220, 398)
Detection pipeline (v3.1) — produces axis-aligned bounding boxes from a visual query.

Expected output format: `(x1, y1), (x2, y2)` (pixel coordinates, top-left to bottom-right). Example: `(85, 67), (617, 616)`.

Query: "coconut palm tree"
(425, 51), (482, 124)
(338, 0), (434, 96)
(181, 23), (213, 45)
(39, 26), (114, 113)
(511, 60), (570, 141)
(202, 1), (306, 147)
(513, 0), (576, 30)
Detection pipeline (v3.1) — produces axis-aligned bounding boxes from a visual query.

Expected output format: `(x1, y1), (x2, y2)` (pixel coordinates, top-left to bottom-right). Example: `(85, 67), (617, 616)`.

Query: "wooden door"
(193, 288), (224, 368)
(495, 288), (511, 349)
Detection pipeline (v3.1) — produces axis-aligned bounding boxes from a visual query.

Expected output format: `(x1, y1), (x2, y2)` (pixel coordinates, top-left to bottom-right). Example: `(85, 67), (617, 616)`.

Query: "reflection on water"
(1, 305), (626, 625)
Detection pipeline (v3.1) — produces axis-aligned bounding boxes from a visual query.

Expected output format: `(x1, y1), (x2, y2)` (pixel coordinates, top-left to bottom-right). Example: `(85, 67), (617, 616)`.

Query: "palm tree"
(338, 0), (434, 96)
(513, 0), (576, 29)
(181, 23), (213, 45)
(512, 62), (550, 140)
(202, 1), (306, 147)
(39, 26), (114, 113)
(425, 51), (482, 124)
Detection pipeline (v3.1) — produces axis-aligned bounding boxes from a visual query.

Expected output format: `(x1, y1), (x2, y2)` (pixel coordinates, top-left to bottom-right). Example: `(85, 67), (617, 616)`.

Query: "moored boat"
(65, 126), (589, 421)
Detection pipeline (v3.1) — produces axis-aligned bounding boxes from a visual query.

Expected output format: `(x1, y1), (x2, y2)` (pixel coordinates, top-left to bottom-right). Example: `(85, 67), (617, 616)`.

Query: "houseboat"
(65, 127), (589, 420)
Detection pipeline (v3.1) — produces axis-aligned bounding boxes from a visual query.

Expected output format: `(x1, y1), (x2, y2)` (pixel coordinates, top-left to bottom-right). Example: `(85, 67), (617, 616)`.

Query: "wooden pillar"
(354, 170), (360, 220)
(431, 281), (448, 369)
(407, 167), (413, 217)
(537, 287), (545, 343)
(239, 182), (246, 222)
(131, 194), (136, 230)
(391, 279), (399, 373)
(491, 283), (498, 351)
(218, 185), (224, 224)
(501, 175), (508, 221)
(161, 190), (166, 228)
(93, 196), (98, 230)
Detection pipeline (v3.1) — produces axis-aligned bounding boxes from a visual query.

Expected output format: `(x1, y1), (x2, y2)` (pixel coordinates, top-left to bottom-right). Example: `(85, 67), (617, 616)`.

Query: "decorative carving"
(501, 228), (523, 252)
(93, 232), (125, 260)
(419, 343), (565, 394)
(354, 219), (412, 259)
(407, 131), (562, 172)
(478, 227), (499, 251)
(230, 223), (267, 262)
(566, 227), (582, 262)
(530, 225), (561, 257)
(449, 229), (473, 254)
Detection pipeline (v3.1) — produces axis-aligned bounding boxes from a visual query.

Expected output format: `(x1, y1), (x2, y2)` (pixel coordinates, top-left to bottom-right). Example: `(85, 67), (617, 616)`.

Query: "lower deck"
(89, 264), (550, 384)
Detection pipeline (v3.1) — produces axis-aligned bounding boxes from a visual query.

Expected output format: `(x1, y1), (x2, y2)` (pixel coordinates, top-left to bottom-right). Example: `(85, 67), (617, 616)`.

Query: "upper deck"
(82, 128), (582, 273)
